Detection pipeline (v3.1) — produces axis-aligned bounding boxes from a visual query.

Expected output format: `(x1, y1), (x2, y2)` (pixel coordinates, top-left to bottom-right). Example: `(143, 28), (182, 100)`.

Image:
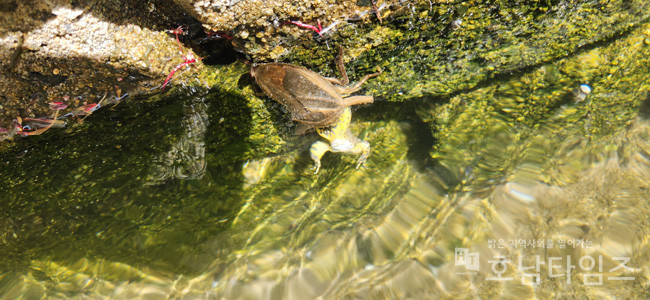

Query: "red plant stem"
(170, 26), (185, 52)
(371, 0), (382, 24)
(283, 20), (323, 36)
(162, 58), (196, 91)
(20, 110), (60, 136)
(175, 35), (182, 52)
(206, 30), (232, 40)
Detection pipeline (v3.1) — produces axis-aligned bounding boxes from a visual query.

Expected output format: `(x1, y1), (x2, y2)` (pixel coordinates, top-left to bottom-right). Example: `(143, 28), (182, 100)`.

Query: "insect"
(309, 106), (370, 173)
(250, 47), (380, 172)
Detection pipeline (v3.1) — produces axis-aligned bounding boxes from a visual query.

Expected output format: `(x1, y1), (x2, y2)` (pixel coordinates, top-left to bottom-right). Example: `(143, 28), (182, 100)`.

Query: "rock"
(0, 0), (201, 134)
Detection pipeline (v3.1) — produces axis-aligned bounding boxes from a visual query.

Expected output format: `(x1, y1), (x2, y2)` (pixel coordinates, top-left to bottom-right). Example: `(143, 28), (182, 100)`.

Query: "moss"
(420, 22), (650, 184)
(184, 0), (649, 164)
(271, 0), (648, 103)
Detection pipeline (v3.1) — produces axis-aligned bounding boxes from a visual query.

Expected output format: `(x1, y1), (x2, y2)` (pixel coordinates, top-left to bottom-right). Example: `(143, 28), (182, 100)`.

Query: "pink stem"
(283, 20), (323, 36)
(162, 59), (195, 91)
(171, 26), (185, 53)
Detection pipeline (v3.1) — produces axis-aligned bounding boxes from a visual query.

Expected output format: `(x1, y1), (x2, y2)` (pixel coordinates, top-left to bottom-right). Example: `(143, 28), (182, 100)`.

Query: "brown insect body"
(252, 63), (346, 128)
(251, 58), (378, 133)
(250, 49), (381, 172)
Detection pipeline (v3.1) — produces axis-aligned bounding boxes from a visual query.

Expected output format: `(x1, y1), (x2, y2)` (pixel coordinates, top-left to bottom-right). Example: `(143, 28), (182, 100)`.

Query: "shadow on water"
(355, 100), (438, 170)
(639, 91), (650, 120)
(0, 86), (256, 275)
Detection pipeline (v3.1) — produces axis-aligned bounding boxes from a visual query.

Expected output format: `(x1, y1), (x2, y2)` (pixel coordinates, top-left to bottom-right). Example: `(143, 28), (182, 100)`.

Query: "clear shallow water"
(1, 26), (650, 300)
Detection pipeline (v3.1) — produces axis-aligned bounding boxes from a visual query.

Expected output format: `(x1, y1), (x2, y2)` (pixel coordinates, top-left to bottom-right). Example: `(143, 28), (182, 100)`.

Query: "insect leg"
(309, 140), (331, 174)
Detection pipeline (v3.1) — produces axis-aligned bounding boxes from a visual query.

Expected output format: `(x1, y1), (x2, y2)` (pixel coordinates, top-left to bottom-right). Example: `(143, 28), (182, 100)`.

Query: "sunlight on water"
(1, 16), (650, 300)
(4, 92), (648, 299)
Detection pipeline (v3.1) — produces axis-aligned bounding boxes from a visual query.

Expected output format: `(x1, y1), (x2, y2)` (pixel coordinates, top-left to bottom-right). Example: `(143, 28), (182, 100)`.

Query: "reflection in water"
(147, 95), (209, 183)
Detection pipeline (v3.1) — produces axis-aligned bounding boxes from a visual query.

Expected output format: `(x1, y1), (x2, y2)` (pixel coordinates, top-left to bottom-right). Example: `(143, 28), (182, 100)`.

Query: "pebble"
(574, 84), (592, 103)
(451, 19), (463, 30)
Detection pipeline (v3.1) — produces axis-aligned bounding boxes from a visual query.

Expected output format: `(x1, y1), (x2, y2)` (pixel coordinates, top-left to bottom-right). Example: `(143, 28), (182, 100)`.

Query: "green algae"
(0, 71), (413, 279)
(281, 0), (649, 103)
(158, 0), (650, 161)
(421, 22), (650, 179)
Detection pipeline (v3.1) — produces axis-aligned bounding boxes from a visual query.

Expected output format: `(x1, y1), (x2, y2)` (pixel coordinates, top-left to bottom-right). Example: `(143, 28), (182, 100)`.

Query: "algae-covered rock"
(174, 0), (399, 58)
(422, 21), (650, 170)
(2, 0), (648, 138)
(277, 0), (650, 103)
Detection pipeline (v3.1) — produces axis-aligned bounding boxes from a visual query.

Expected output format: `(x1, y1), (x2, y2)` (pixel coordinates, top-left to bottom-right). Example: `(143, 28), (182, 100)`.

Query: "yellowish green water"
(1, 15), (650, 300)
(3, 102), (649, 299)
